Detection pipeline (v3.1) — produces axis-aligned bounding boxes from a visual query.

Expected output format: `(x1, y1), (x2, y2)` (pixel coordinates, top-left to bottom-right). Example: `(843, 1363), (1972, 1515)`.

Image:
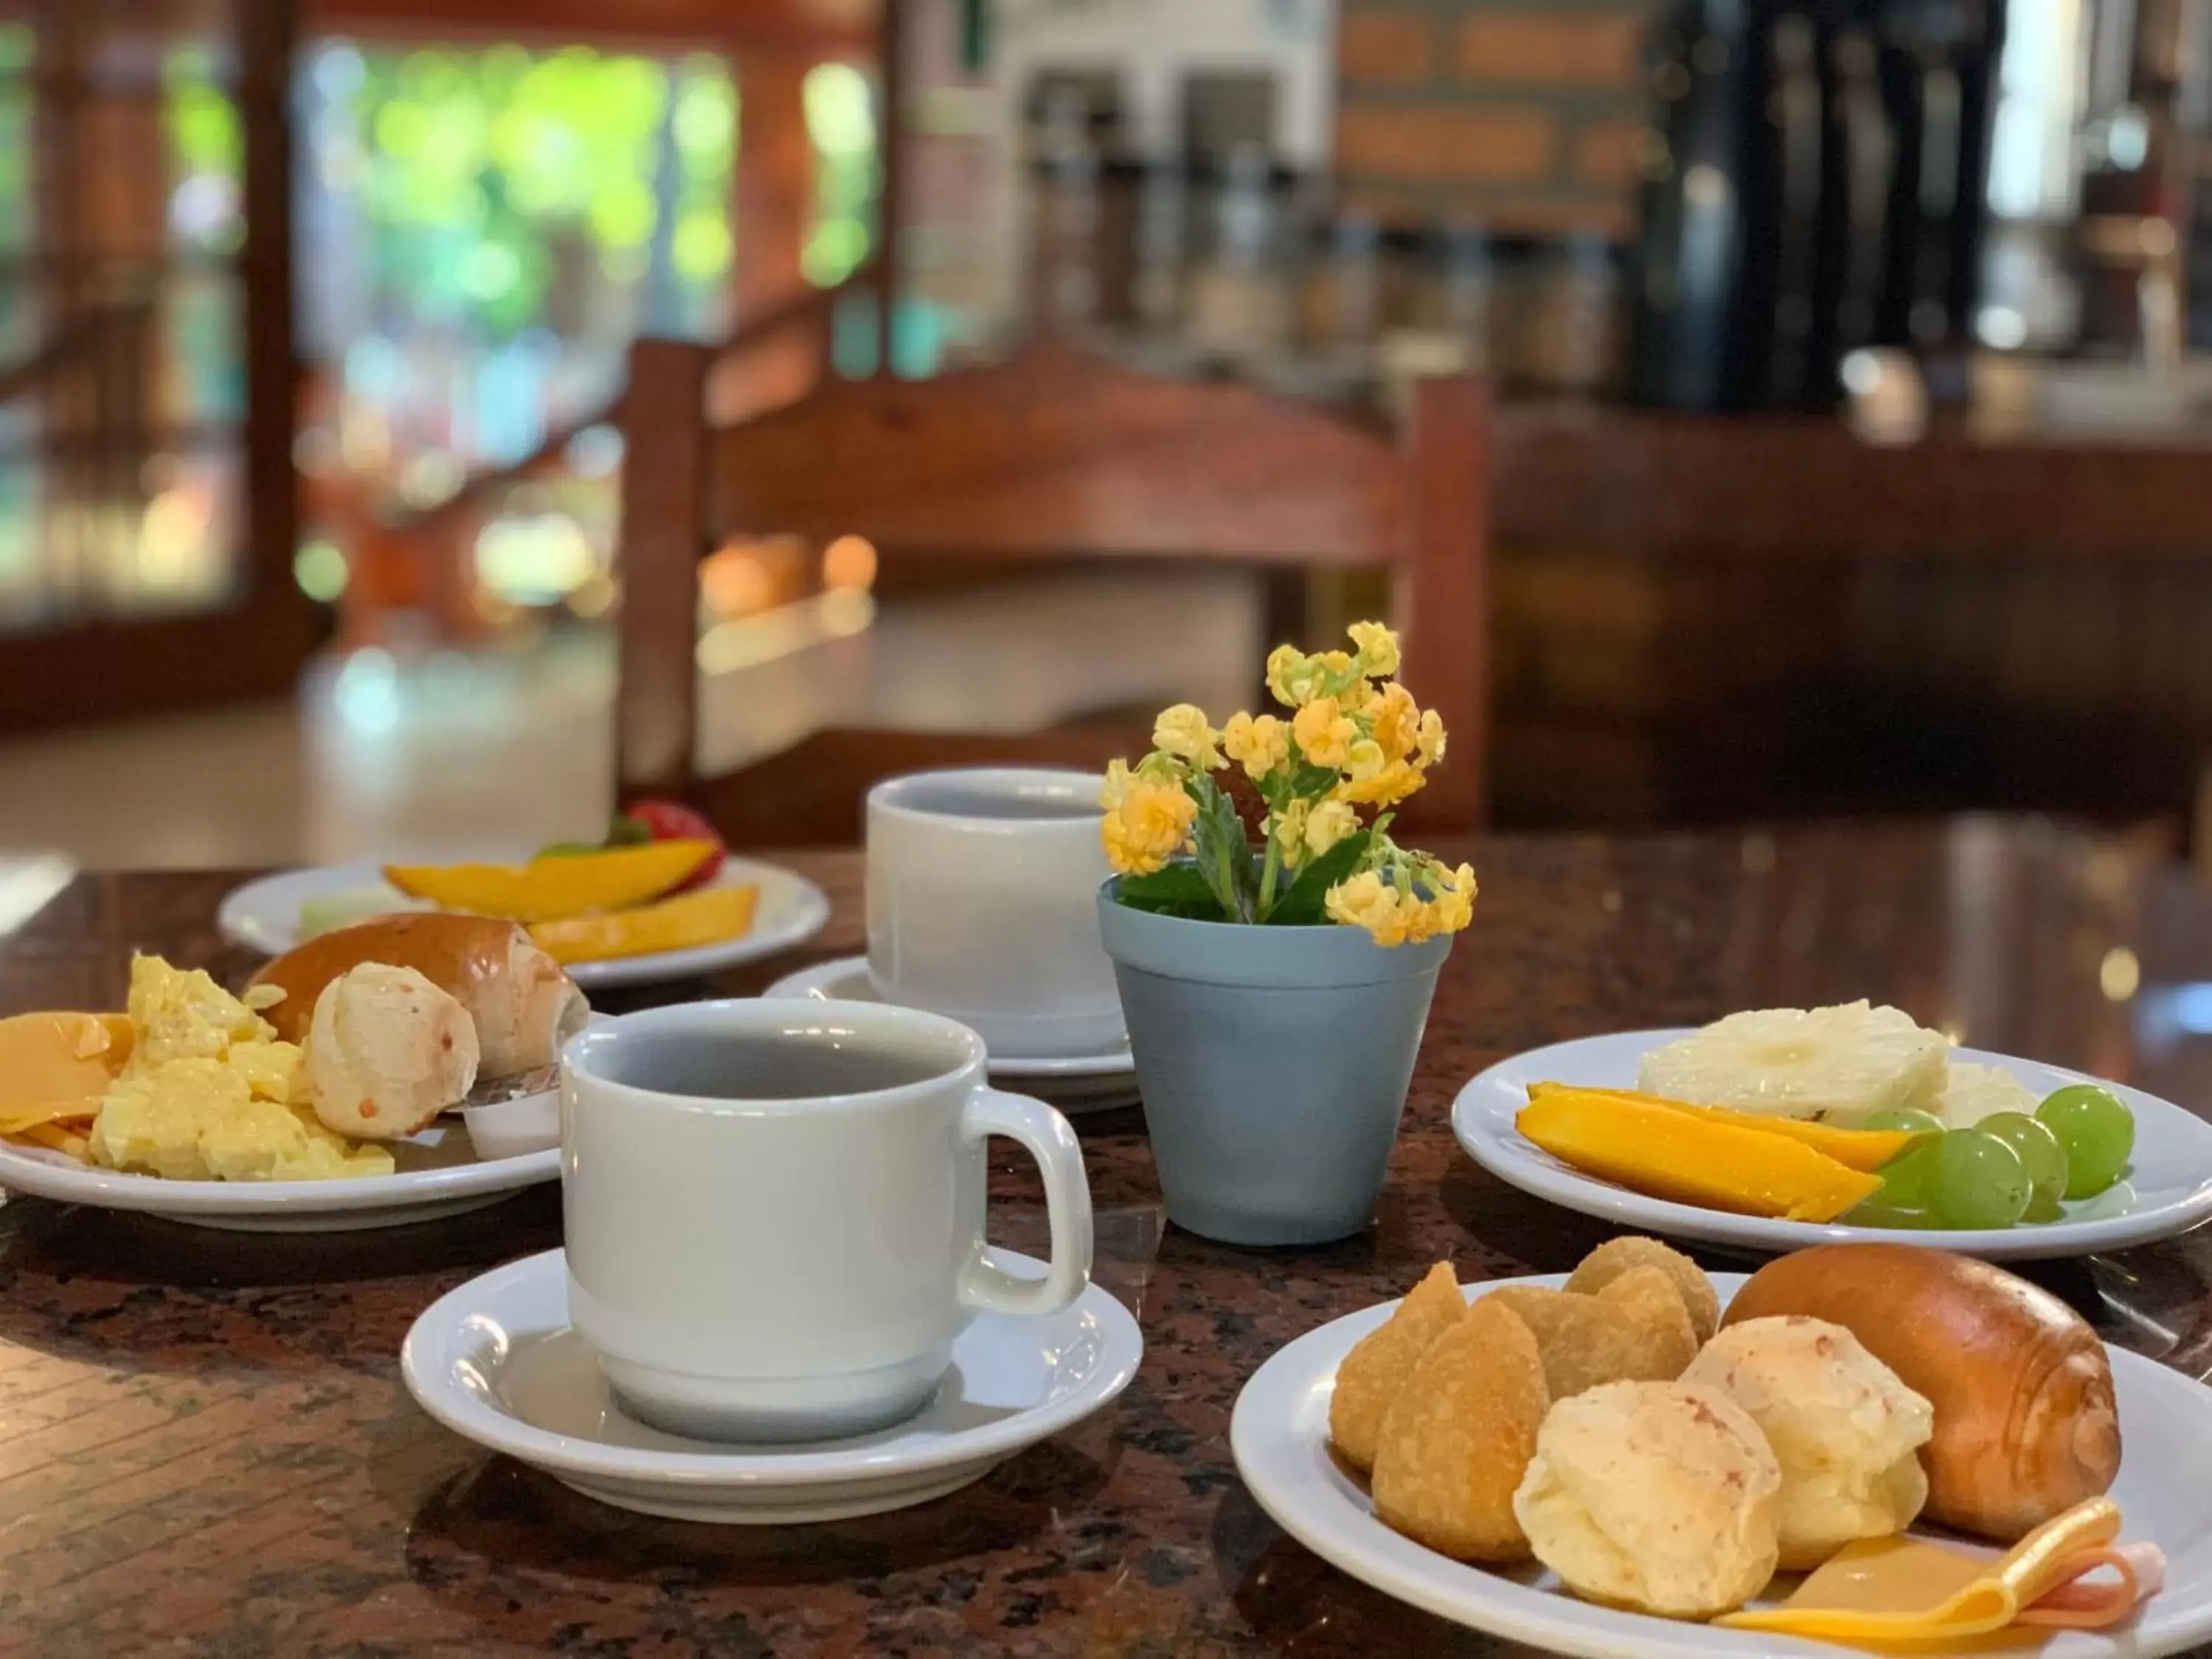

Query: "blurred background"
(4, 0), (2212, 868)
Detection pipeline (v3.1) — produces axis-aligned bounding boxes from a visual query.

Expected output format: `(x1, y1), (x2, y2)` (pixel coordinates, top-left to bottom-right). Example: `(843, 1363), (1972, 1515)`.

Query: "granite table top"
(6, 819), (2212, 1656)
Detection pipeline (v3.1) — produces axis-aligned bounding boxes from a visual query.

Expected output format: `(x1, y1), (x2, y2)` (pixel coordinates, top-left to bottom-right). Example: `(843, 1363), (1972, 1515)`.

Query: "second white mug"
(866, 767), (1125, 1058)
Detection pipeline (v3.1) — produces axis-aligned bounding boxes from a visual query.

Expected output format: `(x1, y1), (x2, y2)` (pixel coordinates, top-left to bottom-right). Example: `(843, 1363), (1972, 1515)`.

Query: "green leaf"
(1188, 776), (1257, 922)
(1112, 863), (1227, 921)
(1267, 830), (1372, 926)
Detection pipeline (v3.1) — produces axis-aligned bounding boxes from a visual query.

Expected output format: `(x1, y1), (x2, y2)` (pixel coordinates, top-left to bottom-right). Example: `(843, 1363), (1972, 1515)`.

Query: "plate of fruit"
(1453, 1002), (2212, 1260)
(220, 801), (830, 990)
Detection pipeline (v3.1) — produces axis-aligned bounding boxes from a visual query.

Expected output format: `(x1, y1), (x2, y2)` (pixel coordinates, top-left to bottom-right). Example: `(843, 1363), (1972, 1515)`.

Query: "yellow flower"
(1369, 681), (1419, 762)
(1100, 757), (1136, 810)
(1336, 738), (1426, 807)
(1349, 621), (1401, 678)
(1416, 709), (1447, 766)
(1325, 871), (1416, 947)
(1267, 646), (1357, 708)
(1273, 799), (1310, 867)
(1152, 703), (1225, 771)
(1100, 776), (1197, 876)
(1304, 799), (1360, 858)
(1292, 697), (1357, 769)
(1221, 712), (1290, 781)
(1430, 863), (1478, 933)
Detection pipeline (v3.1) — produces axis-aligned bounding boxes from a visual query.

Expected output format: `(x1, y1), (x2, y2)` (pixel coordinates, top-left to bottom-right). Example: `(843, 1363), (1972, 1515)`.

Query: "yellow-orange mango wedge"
(1517, 1091), (1882, 1222)
(384, 841), (717, 923)
(530, 884), (758, 964)
(1526, 1082), (1928, 1172)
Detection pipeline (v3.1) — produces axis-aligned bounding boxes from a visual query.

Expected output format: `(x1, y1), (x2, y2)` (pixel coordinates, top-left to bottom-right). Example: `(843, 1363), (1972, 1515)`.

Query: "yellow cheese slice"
(1718, 1498), (2124, 1643)
(0, 1011), (134, 1133)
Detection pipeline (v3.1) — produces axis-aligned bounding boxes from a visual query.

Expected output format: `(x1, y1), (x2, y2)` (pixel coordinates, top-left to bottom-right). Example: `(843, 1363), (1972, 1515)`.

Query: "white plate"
(401, 1247), (1143, 1523)
(1232, 1271), (2212, 1659)
(1453, 1032), (2212, 1261)
(763, 956), (1139, 1107)
(218, 858), (830, 990)
(0, 1121), (555, 1231)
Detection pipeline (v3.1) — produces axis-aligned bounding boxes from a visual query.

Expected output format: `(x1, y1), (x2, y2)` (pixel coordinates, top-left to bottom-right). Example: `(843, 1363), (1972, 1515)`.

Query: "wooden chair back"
(614, 340), (1489, 846)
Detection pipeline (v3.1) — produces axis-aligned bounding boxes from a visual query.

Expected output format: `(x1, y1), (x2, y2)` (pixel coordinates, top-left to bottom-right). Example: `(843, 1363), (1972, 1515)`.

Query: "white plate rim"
(761, 956), (1135, 1079)
(0, 1135), (555, 1215)
(1452, 1032), (2212, 1261)
(400, 1247), (1144, 1489)
(217, 858), (831, 988)
(1230, 1270), (2212, 1659)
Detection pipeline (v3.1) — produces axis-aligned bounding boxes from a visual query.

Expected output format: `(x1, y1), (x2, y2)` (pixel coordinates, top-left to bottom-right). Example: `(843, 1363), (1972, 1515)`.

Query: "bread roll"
(306, 964), (479, 1140)
(1720, 1244), (2119, 1541)
(251, 914), (587, 1077)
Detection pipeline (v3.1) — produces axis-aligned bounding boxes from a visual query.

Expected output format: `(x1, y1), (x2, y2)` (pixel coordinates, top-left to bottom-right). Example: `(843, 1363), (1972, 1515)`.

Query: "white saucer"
(762, 956), (1139, 1110)
(1453, 1031), (2212, 1262)
(1232, 1271), (2212, 1659)
(218, 858), (830, 990)
(401, 1247), (1143, 1524)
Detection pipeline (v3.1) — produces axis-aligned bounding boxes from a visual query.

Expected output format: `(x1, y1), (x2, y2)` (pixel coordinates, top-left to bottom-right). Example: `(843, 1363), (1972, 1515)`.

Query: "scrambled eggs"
(87, 955), (394, 1181)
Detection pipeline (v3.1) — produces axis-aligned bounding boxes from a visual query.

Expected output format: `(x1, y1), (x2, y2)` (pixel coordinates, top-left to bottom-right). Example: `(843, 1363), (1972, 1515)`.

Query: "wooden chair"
(613, 340), (1489, 846)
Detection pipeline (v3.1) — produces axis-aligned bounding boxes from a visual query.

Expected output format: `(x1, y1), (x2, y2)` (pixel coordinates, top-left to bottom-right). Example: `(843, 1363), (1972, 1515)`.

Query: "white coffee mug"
(867, 767), (1124, 1058)
(561, 998), (1093, 1444)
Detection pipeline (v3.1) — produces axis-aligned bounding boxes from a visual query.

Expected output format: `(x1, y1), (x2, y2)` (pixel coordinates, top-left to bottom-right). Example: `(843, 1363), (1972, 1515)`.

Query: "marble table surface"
(7, 819), (2212, 1656)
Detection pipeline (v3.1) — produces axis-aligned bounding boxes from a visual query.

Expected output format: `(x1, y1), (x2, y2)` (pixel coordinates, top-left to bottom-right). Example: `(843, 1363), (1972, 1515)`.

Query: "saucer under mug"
(402, 1248), (1143, 1524)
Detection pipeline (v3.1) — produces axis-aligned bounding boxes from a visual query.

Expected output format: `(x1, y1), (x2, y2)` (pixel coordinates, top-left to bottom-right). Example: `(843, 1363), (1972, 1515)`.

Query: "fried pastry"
(1485, 1266), (1697, 1401)
(1371, 1297), (1550, 1562)
(1329, 1262), (1467, 1474)
(1565, 1236), (1719, 1344)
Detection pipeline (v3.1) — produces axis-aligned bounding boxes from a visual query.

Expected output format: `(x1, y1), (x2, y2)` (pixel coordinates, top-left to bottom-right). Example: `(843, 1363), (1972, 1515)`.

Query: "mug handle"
(956, 1086), (1094, 1318)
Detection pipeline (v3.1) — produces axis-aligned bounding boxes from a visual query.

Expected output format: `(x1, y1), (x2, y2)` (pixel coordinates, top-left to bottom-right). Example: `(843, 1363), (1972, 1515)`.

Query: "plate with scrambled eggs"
(0, 956), (556, 1231)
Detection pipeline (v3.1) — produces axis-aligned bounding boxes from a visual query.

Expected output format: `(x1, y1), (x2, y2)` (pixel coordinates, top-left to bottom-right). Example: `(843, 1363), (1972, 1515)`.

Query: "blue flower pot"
(1096, 881), (1453, 1246)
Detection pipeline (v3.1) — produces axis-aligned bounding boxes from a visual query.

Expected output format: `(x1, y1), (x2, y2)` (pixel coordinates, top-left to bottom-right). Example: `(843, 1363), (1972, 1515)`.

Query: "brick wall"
(1334, 0), (1658, 235)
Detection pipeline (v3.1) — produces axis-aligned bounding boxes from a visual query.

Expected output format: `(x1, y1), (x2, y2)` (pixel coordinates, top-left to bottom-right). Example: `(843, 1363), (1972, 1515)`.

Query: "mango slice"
(529, 885), (758, 964)
(1517, 1090), (1882, 1222)
(1527, 1082), (1929, 1172)
(384, 841), (717, 923)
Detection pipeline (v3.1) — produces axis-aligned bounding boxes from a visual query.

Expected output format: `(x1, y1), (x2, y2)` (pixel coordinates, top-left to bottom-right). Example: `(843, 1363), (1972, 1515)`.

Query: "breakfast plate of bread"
(1232, 1240), (2212, 1658)
(0, 914), (587, 1230)
(1453, 1005), (2212, 1259)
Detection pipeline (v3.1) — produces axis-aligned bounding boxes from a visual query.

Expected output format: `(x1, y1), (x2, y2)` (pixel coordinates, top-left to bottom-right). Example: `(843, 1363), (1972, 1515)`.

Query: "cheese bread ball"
(1514, 1380), (1781, 1618)
(1682, 1315), (1933, 1570)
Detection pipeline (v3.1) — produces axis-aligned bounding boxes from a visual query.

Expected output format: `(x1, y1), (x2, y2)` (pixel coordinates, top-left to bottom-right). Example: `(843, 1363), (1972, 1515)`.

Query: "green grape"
(1929, 1129), (2031, 1231)
(2037, 1085), (2136, 1200)
(1977, 1112), (2069, 1222)
(1865, 1107), (1944, 1135)
(1846, 1191), (1929, 1230)
(1875, 1138), (1941, 1210)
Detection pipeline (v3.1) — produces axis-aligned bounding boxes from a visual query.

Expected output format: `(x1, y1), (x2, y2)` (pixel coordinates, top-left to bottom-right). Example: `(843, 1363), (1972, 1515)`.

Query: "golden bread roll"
(1371, 1296), (1549, 1562)
(251, 913), (587, 1077)
(1721, 1244), (2119, 1541)
(1329, 1262), (1467, 1474)
(1567, 1236), (1720, 1344)
(1485, 1267), (1697, 1401)
(1683, 1315), (1933, 1568)
(1513, 1379), (1781, 1618)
